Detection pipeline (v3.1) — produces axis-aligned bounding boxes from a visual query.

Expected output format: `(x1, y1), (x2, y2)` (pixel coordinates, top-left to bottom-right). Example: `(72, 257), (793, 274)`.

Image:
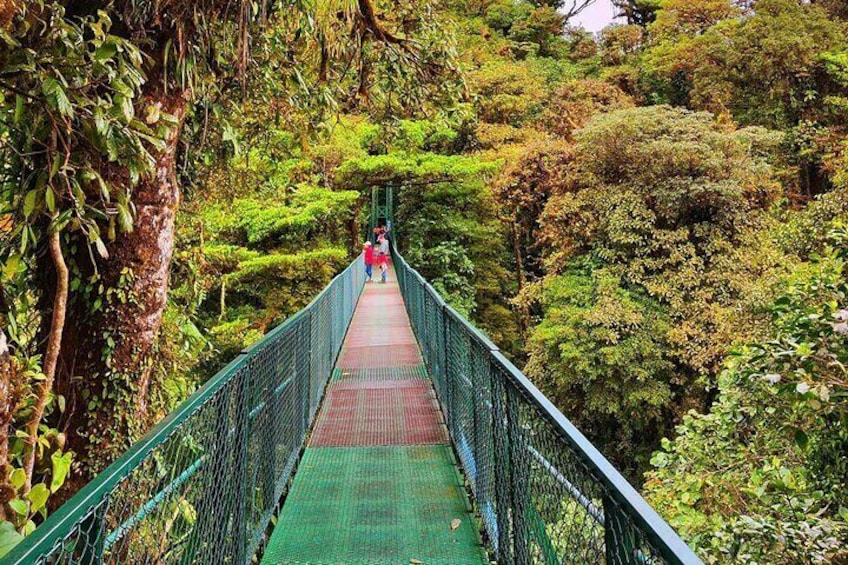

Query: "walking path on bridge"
(261, 267), (489, 564)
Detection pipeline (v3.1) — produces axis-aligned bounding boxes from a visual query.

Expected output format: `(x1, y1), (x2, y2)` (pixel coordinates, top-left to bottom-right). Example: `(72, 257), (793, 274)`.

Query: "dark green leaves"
(93, 40), (119, 62)
(41, 77), (73, 119)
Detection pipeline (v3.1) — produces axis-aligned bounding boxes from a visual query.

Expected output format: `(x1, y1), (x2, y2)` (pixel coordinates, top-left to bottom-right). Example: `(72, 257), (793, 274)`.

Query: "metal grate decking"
(261, 270), (488, 564)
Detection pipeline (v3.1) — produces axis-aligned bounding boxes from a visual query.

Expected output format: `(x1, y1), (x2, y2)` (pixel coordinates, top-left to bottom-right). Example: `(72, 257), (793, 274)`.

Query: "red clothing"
(364, 247), (374, 265)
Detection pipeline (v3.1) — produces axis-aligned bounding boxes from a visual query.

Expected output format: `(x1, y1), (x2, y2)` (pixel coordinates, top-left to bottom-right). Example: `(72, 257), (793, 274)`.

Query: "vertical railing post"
(490, 359), (513, 565)
(440, 304), (450, 429)
(300, 316), (310, 432)
(444, 308), (455, 432)
(308, 309), (316, 419)
(288, 331), (303, 444)
(471, 340), (485, 500)
(603, 495), (638, 565)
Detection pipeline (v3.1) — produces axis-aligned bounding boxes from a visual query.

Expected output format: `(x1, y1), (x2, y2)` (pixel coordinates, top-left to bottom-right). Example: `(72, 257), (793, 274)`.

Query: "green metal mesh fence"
(1, 256), (365, 565)
(392, 246), (704, 565)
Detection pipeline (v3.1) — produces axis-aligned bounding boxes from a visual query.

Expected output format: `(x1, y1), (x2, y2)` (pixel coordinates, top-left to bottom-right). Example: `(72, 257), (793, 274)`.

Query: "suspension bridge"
(0, 197), (704, 564)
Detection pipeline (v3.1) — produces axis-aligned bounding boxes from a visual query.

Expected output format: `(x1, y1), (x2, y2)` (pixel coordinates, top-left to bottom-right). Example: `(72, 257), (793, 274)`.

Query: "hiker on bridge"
(377, 235), (389, 283)
(363, 241), (374, 283)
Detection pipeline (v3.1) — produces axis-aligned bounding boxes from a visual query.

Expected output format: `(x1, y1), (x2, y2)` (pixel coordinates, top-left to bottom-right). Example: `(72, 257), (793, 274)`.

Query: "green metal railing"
(1, 256), (365, 565)
(392, 245), (704, 565)
(3, 233), (703, 565)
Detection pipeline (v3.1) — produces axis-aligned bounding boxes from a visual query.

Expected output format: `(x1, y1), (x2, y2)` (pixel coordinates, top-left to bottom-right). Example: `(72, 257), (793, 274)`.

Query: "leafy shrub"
(644, 227), (848, 565)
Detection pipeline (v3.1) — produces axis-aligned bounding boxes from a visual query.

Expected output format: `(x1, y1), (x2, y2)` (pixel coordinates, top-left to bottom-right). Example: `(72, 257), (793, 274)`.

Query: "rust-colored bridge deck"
(261, 269), (488, 564)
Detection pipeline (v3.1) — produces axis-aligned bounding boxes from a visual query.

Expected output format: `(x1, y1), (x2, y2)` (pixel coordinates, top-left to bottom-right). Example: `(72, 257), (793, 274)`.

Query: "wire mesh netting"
(392, 246), (704, 565)
(2, 257), (366, 565)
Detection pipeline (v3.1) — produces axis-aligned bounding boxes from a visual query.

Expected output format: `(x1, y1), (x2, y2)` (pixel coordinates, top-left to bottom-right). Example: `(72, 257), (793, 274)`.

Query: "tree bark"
(59, 82), (188, 477)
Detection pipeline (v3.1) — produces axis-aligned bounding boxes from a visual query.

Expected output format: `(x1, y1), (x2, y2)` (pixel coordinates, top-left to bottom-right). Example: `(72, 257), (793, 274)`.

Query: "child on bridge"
(377, 235), (389, 283)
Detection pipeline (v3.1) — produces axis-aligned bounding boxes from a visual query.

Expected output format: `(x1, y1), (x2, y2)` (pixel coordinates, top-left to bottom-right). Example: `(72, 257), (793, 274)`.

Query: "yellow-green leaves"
(9, 469), (26, 491)
(0, 521), (24, 558)
(93, 39), (119, 63)
(26, 484), (49, 515)
(50, 452), (72, 494)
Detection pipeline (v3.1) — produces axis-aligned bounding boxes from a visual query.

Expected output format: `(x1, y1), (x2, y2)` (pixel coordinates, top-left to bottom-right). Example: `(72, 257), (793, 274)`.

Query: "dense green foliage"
(1, 0), (847, 562)
(430, 1), (847, 561)
(645, 227), (848, 564)
(0, 0), (458, 550)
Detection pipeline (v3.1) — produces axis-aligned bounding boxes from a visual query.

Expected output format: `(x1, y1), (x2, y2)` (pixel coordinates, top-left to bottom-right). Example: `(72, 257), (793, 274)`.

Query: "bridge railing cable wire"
(391, 243), (704, 565)
(0, 256), (366, 565)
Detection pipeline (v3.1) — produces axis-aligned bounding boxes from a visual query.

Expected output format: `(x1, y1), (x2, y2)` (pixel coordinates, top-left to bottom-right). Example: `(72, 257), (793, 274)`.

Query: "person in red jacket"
(363, 241), (374, 282)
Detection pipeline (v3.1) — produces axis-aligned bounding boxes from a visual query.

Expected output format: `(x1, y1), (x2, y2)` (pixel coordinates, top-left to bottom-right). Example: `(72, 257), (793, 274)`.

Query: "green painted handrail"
(391, 242), (704, 565)
(2, 255), (365, 565)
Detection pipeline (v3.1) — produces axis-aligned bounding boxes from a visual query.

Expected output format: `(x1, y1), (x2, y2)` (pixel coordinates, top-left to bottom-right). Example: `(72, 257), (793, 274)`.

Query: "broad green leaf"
(23, 190), (38, 219)
(94, 40), (118, 62)
(0, 521), (24, 558)
(50, 451), (72, 493)
(9, 469), (25, 491)
(116, 202), (134, 233)
(793, 427), (809, 450)
(13, 95), (24, 125)
(94, 238), (109, 259)
(2, 254), (21, 282)
(45, 187), (56, 213)
(145, 104), (161, 125)
(113, 94), (134, 123)
(7, 499), (27, 517)
(26, 484), (49, 513)
(41, 78), (73, 119)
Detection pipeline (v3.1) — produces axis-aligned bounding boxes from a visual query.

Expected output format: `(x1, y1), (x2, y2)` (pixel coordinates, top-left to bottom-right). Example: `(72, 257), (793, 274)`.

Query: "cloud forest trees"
(644, 229), (848, 564)
(1, 0), (847, 560)
(524, 106), (790, 476)
(642, 0), (848, 196)
(0, 0), (452, 533)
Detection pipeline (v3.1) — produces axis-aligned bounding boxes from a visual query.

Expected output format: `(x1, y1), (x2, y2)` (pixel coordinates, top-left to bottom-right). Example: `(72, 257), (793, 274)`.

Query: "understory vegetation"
(1, 0), (847, 562)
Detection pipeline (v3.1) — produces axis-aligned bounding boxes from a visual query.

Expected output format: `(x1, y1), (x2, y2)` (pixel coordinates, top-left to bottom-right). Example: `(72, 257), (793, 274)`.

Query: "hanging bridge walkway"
(1, 245), (704, 565)
(261, 264), (486, 564)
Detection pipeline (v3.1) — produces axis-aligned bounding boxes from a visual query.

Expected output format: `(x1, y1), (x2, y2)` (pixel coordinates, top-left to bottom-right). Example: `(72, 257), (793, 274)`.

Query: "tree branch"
(357, 0), (406, 46)
(21, 226), (68, 495)
(562, 0), (596, 22)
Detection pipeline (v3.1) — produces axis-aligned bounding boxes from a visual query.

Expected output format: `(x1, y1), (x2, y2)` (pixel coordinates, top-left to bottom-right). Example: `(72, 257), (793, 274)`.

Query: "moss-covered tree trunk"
(58, 78), (188, 478)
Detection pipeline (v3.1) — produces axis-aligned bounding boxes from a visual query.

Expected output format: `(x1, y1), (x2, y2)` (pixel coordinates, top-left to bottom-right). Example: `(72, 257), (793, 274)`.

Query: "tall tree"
(612, 0), (661, 26)
(0, 0), (445, 486)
